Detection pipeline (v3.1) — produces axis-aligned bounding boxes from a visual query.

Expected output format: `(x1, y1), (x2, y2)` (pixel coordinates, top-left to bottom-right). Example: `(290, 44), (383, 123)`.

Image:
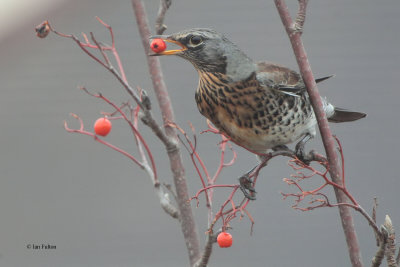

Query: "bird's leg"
(239, 145), (293, 200)
(295, 133), (313, 164)
(238, 153), (272, 200)
(272, 144), (291, 152)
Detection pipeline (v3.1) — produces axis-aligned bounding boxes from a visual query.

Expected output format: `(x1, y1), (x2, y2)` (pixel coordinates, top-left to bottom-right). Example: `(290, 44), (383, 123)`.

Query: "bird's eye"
(189, 35), (203, 46)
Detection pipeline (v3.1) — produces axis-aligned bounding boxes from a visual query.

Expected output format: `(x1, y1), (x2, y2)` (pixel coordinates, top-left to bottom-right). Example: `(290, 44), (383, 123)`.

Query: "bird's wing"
(256, 62), (334, 97)
(256, 62), (305, 97)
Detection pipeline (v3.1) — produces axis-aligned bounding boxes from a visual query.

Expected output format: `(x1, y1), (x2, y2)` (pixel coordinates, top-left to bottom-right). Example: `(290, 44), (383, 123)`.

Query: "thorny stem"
(274, 1), (363, 266)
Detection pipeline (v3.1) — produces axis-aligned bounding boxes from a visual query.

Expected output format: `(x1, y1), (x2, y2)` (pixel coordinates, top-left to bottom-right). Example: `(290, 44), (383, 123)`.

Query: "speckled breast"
(194, 71), (316, 153)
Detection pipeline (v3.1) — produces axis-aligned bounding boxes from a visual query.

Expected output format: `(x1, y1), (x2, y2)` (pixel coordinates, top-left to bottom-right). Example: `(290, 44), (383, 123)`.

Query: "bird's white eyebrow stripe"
(171, 28), (220, 41)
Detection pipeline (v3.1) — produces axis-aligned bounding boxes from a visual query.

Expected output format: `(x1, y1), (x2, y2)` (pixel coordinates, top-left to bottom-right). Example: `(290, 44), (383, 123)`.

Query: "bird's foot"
(238, 164), (258, 200)
(239, 174), (257, 200)
(294, 143), (312, 165)
(294, 134), (313, 165)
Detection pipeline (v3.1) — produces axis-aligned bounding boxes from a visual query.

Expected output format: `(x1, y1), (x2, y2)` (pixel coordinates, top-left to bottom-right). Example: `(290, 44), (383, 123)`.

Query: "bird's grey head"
(151, 28), (256, 81)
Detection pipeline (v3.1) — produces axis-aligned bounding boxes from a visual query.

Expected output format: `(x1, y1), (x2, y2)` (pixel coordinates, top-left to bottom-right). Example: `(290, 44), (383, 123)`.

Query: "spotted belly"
(210, 104), (316, 153)
(194, 72), (316, 153)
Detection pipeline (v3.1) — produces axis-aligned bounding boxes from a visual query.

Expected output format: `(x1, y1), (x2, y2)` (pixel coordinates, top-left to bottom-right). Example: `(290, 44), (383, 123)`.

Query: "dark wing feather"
(256, 62), (334, 96)
(256, 62), (305, 96)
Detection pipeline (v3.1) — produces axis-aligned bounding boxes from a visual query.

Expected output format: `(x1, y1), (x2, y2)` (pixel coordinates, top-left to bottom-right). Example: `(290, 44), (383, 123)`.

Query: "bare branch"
(294, 0), (308, 32)
(371, 237), (386, 267)
(274, 1), (363, 266)
(155, 0), (172, 35)
(131, 0), (201, 265)
(155, 182), (180, 219)
(373, 198), (380, 246)
(90, 32), (110, 66)
(194, 233), (215, 267)
(383, 215), (397, 267)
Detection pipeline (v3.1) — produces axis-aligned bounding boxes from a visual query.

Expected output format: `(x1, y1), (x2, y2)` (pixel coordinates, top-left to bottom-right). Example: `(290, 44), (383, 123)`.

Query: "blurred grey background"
(1, 0), (399, 266)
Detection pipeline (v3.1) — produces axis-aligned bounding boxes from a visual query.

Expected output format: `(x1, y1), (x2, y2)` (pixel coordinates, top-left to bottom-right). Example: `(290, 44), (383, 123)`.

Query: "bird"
(150, 29), (365, 199)
(151, 28), (365, 155)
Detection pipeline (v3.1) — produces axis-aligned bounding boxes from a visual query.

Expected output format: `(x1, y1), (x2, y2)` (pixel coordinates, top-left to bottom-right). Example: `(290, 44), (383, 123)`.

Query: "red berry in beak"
(150, 38), (167, 53)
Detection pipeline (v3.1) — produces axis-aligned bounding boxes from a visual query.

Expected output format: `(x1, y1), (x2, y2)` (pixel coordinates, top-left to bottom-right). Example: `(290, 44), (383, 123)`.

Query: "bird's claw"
(295, 144), (311, 165)
(294, 134), (313, 165)
(239, 175), (257, 200)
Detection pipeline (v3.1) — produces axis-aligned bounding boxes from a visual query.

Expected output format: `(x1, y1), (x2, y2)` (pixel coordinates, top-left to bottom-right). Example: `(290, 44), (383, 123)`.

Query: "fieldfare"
(151, 28), (365, 152)
(151, 29), (365, 197)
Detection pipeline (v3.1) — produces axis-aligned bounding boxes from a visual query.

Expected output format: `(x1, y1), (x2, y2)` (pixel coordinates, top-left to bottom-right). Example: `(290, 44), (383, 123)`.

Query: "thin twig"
(155, 0), (172, 35)
(64, 114), (143, 167)
(373, 198), (379, 246)
(81, 87), (158, 180)
(95, 17), (128, 82)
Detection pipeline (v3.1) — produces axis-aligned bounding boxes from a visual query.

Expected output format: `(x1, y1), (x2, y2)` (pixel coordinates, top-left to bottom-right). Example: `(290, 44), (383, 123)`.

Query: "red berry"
(94, 117), (112, 136)
(217, 232), (233, 248)
(150, 38), (166, 53)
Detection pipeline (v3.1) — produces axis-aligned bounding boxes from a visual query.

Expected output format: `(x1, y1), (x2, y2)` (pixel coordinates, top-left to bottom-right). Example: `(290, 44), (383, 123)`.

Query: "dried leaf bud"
(35, 21), (50, 38)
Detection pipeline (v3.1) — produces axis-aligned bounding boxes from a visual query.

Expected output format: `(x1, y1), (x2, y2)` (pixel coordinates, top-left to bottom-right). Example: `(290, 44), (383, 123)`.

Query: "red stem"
(169, 123), (212, 206)
(96, 92), (158, 181)
(95, 17), (128, 83)
(212, 139), (229, 182)
(64, 117), (143, 167)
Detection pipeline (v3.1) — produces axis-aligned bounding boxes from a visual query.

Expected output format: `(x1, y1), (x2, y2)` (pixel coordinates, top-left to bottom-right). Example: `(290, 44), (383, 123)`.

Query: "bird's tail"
(328, 107), (366, 123)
